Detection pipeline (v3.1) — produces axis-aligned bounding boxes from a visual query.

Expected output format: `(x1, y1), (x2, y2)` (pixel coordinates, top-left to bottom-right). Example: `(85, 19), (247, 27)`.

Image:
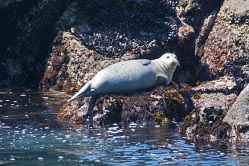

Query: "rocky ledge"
(58, 86), (192, 125)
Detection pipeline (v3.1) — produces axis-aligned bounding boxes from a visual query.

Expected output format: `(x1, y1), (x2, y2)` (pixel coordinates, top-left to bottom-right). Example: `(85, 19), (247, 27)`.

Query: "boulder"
(198, 0), (249, 85)
(223, 84), (249, 142)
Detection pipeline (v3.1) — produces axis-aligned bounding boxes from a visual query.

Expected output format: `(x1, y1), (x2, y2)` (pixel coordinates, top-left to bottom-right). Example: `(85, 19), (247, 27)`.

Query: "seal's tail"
(67, 81), (92, 102)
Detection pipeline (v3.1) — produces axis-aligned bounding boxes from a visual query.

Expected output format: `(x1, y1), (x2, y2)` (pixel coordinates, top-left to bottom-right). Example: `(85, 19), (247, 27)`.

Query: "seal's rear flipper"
(67, 81), (92, 102)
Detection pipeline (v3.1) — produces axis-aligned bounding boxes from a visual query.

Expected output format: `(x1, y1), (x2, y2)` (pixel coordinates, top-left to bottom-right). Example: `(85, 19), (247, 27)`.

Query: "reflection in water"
(0, 89), (247, 165)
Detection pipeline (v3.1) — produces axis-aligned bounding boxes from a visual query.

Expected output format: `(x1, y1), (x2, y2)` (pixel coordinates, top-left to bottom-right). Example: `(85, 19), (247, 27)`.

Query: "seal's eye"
(167, 56), (170, 58)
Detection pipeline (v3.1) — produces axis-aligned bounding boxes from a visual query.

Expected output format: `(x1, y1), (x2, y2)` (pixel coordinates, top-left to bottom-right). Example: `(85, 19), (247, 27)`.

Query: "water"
(0, 89), (248, 166)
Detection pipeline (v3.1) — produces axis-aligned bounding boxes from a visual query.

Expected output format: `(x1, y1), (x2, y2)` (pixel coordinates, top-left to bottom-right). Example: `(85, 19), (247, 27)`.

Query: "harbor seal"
(68, 53), (179, 101)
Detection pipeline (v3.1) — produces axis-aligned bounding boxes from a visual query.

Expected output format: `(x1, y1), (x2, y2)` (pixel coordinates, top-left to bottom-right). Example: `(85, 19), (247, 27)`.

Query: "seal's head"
(158, 53), (179, 71)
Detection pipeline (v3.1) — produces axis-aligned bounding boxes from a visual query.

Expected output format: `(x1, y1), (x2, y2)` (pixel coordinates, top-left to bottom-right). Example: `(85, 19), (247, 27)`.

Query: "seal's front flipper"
(68, 81), (92, 102)
(156, 74), (168, 85)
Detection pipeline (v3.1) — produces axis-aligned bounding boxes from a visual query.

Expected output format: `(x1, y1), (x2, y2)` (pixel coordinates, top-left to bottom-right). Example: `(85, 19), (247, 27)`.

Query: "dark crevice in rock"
(173, 0), (224, 84)
(187, 88), (237, 96)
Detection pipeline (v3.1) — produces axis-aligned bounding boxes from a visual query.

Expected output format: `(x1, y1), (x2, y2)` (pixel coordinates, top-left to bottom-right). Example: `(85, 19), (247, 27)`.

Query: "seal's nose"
(172, 59), (180, 67)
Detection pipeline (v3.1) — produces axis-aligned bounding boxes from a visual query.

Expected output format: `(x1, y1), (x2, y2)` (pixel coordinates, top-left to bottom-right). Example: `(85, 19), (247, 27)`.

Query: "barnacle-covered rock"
(192, 76), (237, 93)
(179, 77), (238, 141)
(179, 75), (239, 141)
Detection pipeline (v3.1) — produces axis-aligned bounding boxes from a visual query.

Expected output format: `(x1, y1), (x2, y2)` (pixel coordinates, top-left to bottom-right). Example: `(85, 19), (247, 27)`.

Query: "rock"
(179, 77), (238, 141)
(195, 11), (217, 55)
(58, 86), (193, 125)
(198, 0), (249, 75)
(218, 56), (249, 93)
(45, 5), (188, 124)
(175, 0), (223, 84)
(47, 0), (243, 132)
(177, 22), (195, 43)
(0, 0), (71, 87)
(191, 93), (237, 112)
(64, 0), (179, 58)
(42, 0), (225, 91)
(0, 0), (19, 8)
(223, 84), (249, 142)
(180, 0), (249, 142)
(188, 76), (238, 114)
(192, 76), (237, 93)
